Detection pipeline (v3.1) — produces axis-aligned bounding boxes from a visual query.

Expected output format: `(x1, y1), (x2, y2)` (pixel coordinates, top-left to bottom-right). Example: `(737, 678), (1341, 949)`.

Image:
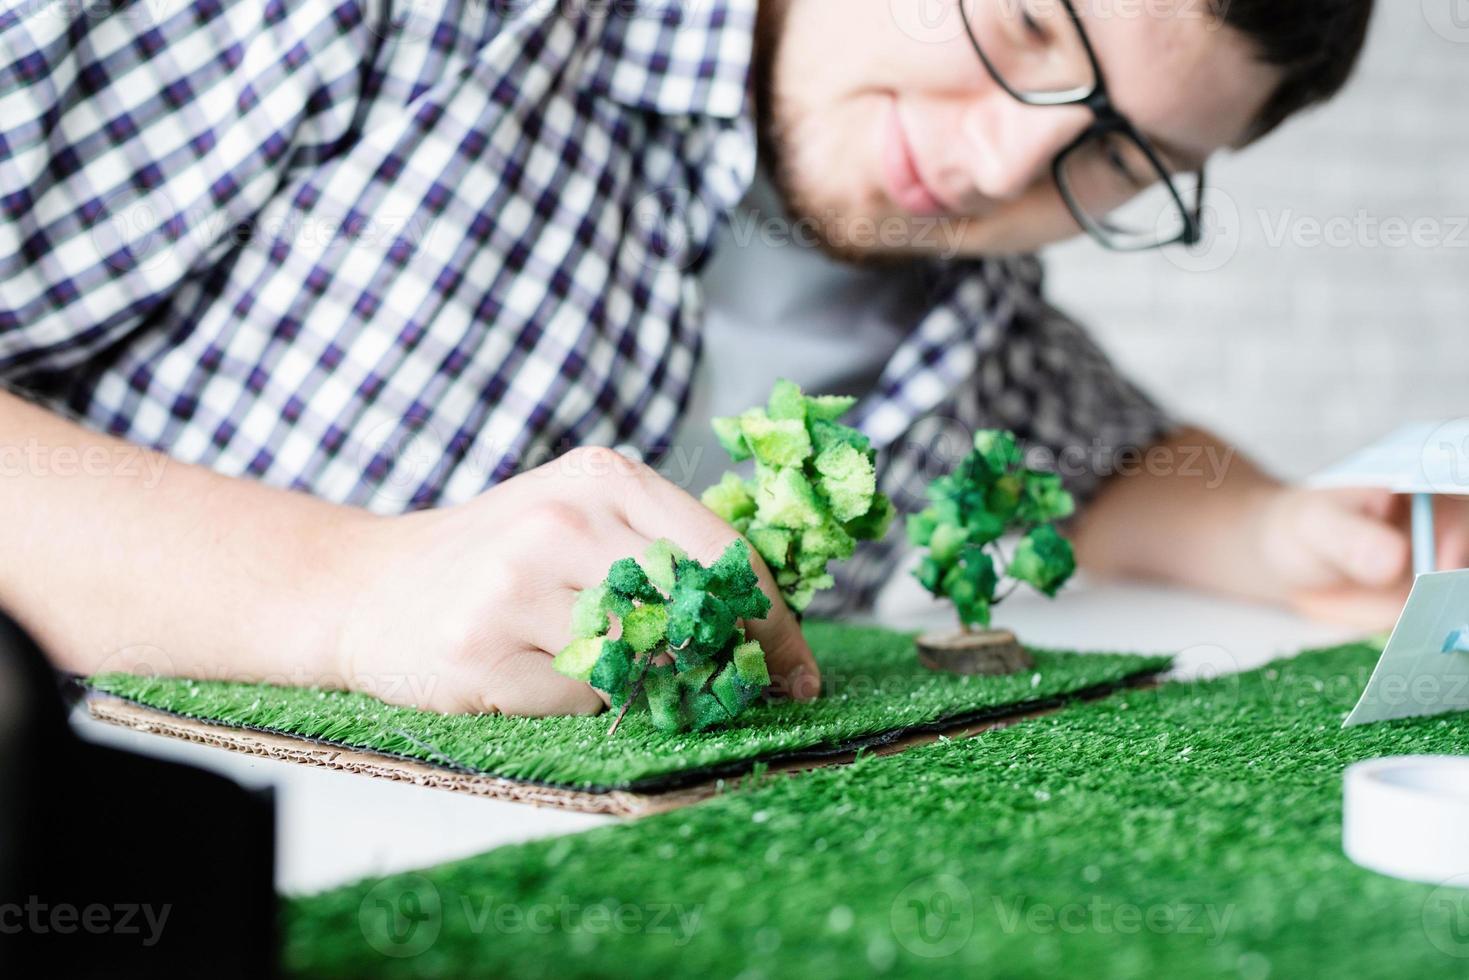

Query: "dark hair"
(1218, 0), (1376, 142)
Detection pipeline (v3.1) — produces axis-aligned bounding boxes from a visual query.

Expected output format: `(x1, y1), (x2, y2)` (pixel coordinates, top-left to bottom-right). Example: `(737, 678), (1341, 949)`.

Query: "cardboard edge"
(87, 696), (667, 816)
(87, 682), (1149, 816)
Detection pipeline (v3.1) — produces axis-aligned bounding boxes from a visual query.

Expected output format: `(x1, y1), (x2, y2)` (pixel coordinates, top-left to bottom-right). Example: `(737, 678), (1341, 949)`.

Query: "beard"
(751, 0), (909, 267)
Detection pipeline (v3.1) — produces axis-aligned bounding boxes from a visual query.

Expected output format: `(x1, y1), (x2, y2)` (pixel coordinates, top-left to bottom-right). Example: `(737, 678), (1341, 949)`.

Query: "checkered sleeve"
(813, 255), (1177, 616)
(0, 0), (760, 509)
(0, 0), (375, 376)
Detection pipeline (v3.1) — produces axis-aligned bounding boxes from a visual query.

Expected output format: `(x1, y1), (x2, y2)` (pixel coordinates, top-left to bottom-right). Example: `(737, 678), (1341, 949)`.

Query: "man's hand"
(333, 447), (820, 715)
(1, 384), (817, 718)
(1259, 487), (1469, 628)
(1072, 428), (1469, 630)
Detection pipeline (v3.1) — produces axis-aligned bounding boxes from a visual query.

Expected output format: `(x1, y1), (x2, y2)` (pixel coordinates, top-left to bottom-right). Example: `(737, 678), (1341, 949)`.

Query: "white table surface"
(71, 574), (1362, 896)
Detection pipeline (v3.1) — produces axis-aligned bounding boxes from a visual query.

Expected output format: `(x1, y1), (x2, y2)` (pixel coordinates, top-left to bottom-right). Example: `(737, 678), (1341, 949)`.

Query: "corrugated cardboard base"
(86, 691), (1113, 817)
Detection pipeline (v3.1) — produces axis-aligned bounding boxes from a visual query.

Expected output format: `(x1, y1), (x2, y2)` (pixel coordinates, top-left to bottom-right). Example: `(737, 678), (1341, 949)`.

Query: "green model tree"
(553, 538), (773, 734)
(907, 430), (1077, 630)
(701, 380), (894, 613)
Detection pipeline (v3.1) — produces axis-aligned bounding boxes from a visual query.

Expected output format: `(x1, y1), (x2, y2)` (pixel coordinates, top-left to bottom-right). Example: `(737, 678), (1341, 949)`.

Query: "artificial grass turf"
(86, 620), (1168, 792)
(284, 641), (1469, 979)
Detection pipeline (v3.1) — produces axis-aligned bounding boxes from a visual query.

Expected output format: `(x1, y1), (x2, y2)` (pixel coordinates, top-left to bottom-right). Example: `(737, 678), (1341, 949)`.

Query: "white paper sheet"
(1344, 569), (1469, 727)
(1310, 420), (1469, 495)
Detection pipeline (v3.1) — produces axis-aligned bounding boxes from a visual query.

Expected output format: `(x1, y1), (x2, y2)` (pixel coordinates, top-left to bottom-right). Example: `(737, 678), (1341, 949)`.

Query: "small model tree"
(553, 538), (773, 734)
(701, 380), (894, 613)
(906, 430), (1077, 674)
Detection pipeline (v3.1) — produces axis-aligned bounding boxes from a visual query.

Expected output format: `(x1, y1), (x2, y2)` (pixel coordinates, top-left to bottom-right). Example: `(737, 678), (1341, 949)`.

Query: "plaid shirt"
(0, 0), (1170, 609)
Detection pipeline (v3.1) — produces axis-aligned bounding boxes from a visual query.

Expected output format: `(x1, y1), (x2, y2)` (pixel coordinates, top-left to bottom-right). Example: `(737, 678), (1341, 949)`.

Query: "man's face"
(757, 0), (1281, 257)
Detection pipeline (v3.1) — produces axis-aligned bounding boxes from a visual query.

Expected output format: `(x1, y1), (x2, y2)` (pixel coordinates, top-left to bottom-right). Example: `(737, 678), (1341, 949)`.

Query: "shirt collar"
(584, 0), (757, 120)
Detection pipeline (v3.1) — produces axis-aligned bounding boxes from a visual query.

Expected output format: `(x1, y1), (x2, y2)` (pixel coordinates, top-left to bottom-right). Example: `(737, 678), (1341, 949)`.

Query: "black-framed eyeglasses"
(959, 0), (1206, 251)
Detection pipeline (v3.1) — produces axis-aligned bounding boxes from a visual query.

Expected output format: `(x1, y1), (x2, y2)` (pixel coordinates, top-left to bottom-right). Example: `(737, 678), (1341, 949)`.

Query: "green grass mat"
(284, 643), (1469, 979)
(87, 621), (1167, 792)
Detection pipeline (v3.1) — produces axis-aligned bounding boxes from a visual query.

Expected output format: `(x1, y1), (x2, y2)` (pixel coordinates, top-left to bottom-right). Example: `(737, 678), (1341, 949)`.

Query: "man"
(0, 0), (1450, 718)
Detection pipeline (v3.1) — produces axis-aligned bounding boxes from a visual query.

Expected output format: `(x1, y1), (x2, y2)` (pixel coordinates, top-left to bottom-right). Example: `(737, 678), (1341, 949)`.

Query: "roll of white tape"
(1343, 756), (1469, 885)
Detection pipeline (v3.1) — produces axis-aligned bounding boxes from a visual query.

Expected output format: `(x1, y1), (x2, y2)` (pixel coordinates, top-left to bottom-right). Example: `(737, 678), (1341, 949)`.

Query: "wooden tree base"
(916, 629), (1034, 676)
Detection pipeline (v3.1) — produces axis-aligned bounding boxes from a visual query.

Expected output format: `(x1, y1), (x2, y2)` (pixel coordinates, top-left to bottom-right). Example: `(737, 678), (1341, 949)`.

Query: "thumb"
(1299, 491), (1410, 588)
(611, 463), (822, 701)
(726, 544), (821, 702)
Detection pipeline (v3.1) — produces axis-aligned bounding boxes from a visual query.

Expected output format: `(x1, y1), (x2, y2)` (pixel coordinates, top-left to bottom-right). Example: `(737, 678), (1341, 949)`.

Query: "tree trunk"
(915, 628), (1033, 676)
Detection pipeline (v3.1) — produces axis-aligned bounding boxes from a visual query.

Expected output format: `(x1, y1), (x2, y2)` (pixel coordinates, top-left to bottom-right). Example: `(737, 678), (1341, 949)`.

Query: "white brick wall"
(1043, 5), (1469, 479)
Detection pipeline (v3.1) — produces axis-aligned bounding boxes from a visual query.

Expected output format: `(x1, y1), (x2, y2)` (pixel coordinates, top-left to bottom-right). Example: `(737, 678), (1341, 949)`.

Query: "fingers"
(514, 589), (612, 710)
(522, 521), (650, 648)
(1337, 486), (1399, 522)
(520, 520), (643, 711)
(612, 461), (822, 701)
(555, 520), (658, 593)
(1436, 496), (1469, 571)
(1298, 490), (1410, 588)
(468, 648), (606, 717)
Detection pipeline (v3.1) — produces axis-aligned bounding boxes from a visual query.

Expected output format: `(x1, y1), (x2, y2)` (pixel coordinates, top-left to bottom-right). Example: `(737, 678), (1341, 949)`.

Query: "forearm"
(0, 389), (368, 682)
(1069, 427), (1286, 601)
